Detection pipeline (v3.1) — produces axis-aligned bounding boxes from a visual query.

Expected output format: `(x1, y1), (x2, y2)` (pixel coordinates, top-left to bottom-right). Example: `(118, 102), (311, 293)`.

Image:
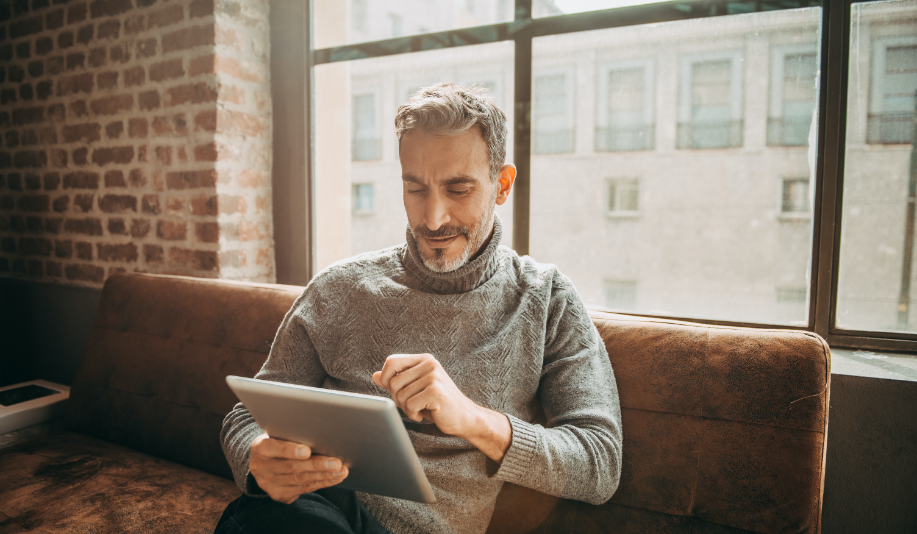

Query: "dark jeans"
(214, 488), (393, 534)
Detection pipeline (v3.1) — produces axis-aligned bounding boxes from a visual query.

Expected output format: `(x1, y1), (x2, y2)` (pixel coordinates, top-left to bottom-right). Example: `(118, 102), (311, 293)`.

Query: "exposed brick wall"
(0, 0), (274, 287)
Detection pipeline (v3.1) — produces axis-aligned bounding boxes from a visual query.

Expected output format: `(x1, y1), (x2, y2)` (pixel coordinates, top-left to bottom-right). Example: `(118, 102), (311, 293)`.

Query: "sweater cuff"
(244, 471), (267, 497)
(493, 414), (540, 484)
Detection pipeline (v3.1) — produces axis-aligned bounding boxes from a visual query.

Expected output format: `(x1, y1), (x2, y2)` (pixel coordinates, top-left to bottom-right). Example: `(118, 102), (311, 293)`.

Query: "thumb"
(372, 371), (384, 389)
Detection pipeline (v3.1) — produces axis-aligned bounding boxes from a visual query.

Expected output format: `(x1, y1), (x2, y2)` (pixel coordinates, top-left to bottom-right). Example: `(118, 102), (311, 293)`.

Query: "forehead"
(399, 126), (490, 178)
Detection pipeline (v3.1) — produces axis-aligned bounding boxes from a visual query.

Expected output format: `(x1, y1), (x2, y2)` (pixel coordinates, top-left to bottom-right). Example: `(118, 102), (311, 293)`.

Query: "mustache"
(412, 224), (470, 240)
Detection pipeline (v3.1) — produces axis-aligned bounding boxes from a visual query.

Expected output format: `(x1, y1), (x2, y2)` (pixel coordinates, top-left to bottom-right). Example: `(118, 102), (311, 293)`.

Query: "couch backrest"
(66, 273), (302, 479)
(69, 274), (829, 534)
(488, 312), (830, 534)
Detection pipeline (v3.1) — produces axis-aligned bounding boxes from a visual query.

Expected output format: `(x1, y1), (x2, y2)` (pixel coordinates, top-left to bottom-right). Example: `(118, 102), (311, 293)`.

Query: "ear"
(495, 164), (516, 206)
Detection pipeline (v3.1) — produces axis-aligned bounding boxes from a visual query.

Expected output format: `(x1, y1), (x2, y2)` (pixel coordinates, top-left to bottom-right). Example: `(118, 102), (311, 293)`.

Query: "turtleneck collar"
(401, 213), (504, 295)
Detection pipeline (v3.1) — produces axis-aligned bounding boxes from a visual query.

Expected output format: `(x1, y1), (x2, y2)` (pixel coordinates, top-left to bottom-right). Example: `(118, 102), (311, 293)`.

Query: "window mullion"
(513, 0), (533, 255)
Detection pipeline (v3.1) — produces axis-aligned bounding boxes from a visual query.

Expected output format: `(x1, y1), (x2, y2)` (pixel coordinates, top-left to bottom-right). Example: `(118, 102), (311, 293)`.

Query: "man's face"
(400, 127), (498, 273)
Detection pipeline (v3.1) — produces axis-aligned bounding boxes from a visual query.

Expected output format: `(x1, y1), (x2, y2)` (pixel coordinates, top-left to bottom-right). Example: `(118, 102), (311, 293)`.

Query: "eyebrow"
(401, 175), (480, 186)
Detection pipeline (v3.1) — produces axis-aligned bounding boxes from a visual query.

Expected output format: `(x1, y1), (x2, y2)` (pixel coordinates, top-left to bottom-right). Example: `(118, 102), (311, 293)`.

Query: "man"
(217, 83), (622, 534)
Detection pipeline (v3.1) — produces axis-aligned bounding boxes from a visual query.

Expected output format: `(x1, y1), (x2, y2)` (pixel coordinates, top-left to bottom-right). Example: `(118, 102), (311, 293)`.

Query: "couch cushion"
(487, 312), (830, 534)
(0, 431), (240, 533)
(66, 273), (302, 479)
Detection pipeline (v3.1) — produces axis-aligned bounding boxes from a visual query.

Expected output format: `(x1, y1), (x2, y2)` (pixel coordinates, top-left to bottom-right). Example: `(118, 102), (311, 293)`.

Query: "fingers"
(377, 353), (434, 389)
(252, 434), (311, 460)
(393, 374), (435, 421)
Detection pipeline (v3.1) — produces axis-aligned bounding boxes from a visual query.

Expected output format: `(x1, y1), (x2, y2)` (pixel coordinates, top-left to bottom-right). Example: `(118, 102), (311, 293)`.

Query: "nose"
(424, 191), (450, 231)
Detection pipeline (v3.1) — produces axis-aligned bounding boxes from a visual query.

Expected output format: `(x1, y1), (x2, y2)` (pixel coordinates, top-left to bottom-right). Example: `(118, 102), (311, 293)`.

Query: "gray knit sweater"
(220, 217), (623, 534)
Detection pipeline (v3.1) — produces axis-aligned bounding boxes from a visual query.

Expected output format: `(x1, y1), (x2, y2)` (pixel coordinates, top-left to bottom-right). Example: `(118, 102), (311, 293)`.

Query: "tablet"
(226, 376), (436, 503)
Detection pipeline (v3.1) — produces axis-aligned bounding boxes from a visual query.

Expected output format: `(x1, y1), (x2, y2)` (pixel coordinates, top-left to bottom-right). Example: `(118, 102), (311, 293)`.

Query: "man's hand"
(372, 353), (511, 462)
(249, 434), (349, 504)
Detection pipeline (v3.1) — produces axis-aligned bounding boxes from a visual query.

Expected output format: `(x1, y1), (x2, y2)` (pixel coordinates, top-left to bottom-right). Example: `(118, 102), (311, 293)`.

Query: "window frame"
(595, 59), (655, 152)
(280, 0), (917, 353)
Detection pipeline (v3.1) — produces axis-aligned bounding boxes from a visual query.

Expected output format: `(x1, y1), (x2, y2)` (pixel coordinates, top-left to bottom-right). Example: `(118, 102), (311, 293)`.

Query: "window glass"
(534, 73), (575, 154)
(837, 0), (917, 332)
(768, 50), (819, 146)
(534, 0), (673, 18)
(318, 0), (514, 48)
(314, 43), (515, 272)
(530, 8), (820, 324)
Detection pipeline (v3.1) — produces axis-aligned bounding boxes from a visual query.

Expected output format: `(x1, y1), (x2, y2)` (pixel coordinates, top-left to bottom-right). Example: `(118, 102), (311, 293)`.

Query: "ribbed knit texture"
(221, 216), (623, 534)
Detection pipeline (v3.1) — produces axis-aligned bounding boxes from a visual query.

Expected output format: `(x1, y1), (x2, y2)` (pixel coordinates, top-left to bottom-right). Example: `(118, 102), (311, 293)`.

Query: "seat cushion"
(0, 432), (240, 533)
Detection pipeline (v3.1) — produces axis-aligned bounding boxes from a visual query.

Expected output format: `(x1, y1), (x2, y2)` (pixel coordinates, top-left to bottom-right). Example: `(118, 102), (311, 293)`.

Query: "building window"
(768, 50), (818, 147)
(533, 71), (574, 154)
(604, 280), (637, 311)
(352, 92), (381, 161)
(388, 13), (403, 38)
(352, 183), (375, 213)
(596, 63), (654, 152)
(606, 178), (640, 215)
(781, 177), (810, 215)
(678, 54), (744, 149)
(868, 39), (917, 144)
(351, 0), (367, 34)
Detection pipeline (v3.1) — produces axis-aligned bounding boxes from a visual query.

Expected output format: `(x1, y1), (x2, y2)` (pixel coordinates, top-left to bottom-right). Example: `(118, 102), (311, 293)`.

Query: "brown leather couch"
(0, 273), (830, 533)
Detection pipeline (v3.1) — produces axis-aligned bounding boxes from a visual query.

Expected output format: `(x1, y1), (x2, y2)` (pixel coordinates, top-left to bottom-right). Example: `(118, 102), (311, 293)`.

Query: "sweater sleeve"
(493, 274), (623, 505)
(220, 288), (330, 496)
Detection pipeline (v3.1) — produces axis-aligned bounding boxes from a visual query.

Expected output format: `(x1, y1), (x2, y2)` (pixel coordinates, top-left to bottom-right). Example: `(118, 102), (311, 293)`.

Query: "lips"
(424, 235), (458, 248)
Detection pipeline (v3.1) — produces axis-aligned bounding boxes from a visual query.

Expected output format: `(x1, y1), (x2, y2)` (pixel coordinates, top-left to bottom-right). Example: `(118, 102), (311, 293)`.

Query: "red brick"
(108, 218), (127, 234)
(105, 121), (124, 139)
(162, 24), (214, 53)
(17, 195), (50, 212)
(166, 196), (184, 212)
(73, 194), (94, 212)
(26, 216), (44, 232)
(110, 43), (130, 63)
(63, 171), (99, 189)
(91, 146), (134, 166)
(155, 146), (172, 165)
(97, 19), (120, 39)
(157, 220), (186, 240)
(99, 194), (137, 213)
(194, 110), (216, 131)
(216, 109), (264, 136)
(150, 58), (185, 82)
(89, 48), (107, 68)
(48, 104), (66, 122)
(75, 241), (93, 260)
(216, 26), (240, 50)
(125, 14), (145, 34)
(236, 169), (266, 188)
(90, 94), (133, 115)
(62, 123), (101, 143)
(46, 261), (63, 277)
(54, 239), (72, 258)
(195, 222), (219, 243)
(20, 238), (53, 256)
(190, 194), (217, 216)
(164, 83), (217, 107)
(128, 118), (148, 138)
(77, 24), (94, 44)
(45, 217), (64, 234)
(177, 146), (188, 163)
(219, 250), (246, 269)
(90, 0), (133, 19)
(152, 114), (188, 136)
(142, 194), (160, 214)
(124, 66), (144, 87)
(98, 242), (137, 262)
(68, 3), (88, 24)
(12, 107), (45, 126)
(166, 170), (216, 190)
(137, 38), (157, 58)
(27, 260), (44, 277)
(46, 8), (65, 29)
(189, 54), (214, 77)
(69, 100), (88, 119)
(130, 218), (150, 238)
(72, 147), (88, 165)
(65, 218), (103, 235)
(53, 196), (70, 212)
(194, 142), (217, 162)
(65, 263), (104, 282)
(58, 73), (94, 96)
(44, 173), (61, 190)
(98, 71), (118, 90)
(144, 244), (164, 263)
(218, 194), (246, 214)
(149, 4), (184, 28)
(14, 150), (48, 169)
(189, 0), (214, 18)
(138, 90), (160, 110)
(221, 84), (245, 104)
(169, 247), (217, 271)
(10, 16), (43, 39)
(129, 169), (147, 187)
(66, 52), (86, 70)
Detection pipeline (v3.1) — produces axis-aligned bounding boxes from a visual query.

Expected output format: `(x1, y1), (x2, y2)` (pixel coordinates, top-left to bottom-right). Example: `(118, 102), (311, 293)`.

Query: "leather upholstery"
(0, 273), (829, 533)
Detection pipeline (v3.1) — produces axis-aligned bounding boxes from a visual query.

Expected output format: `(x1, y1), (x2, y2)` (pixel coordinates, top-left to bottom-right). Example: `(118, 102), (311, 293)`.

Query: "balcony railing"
(866, 112), (916, 145)
(352, 138), (382, 161)
(595, 125), (655, 152)
(533, 129), (574, 154)
(676, 120), (743, 149)
(767, 117), (812, 147)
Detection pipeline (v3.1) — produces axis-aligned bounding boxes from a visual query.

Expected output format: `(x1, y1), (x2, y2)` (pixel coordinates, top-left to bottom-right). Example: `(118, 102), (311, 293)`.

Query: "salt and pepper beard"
(411, 201), (496, 273)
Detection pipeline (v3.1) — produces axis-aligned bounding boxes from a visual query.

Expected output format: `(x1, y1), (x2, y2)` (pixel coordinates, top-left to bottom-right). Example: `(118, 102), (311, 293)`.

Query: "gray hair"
(394, 82), (508, 182)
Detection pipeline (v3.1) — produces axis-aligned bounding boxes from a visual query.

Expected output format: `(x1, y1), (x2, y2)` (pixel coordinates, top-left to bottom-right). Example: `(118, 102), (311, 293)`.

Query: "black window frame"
(271, 0), (917, 353)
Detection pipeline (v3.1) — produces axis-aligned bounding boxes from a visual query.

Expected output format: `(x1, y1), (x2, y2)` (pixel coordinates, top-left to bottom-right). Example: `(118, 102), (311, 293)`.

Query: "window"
(604, 280), (637, 311)
(351, 0), (367, 34)
(596, 63), (654, 152)
(781, 178), (810, 216)
(606, 178), (640, 215)
(352, 184), (375, 213)
(768, 49), (818, 147)
(678, 54), (744, 149)
(388, 13), (402, 38)
(868, 38), (917, 144)
(352, 92), (381, 161)
(533, 71), (574, 154)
